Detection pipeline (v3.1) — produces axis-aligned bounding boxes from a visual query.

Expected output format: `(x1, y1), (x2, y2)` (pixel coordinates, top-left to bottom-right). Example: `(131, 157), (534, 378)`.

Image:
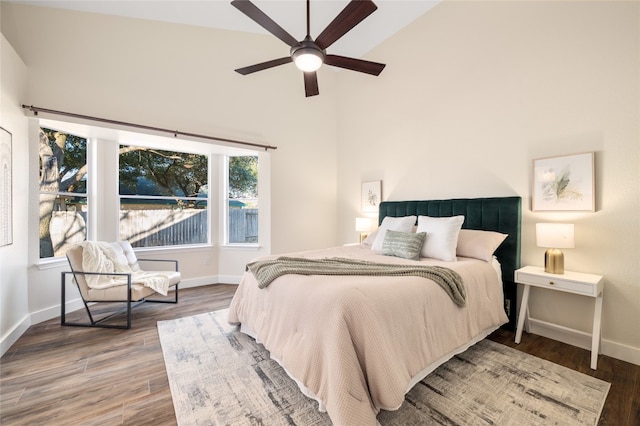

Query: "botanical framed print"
(532, 152), (595, 212)
(1, 127), (12, 246)
(361, 180), (381, 213)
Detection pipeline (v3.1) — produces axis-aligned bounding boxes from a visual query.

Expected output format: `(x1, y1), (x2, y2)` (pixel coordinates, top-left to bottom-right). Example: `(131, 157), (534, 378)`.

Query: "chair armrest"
(62, 270), (133, 292)
(63, 270), (132, 278)
(137, 258), (179, 272)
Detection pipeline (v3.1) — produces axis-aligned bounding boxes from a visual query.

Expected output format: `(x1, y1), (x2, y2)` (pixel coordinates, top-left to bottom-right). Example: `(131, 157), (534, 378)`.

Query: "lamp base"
(544, 248), (565, 274)
(359, 233), (368, 244)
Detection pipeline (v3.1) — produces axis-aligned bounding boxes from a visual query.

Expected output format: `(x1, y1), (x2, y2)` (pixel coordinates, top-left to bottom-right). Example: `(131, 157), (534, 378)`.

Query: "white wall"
(1, 2), (339, 353)
(336, 1), (639, 364)
(0, 35), (30, 354)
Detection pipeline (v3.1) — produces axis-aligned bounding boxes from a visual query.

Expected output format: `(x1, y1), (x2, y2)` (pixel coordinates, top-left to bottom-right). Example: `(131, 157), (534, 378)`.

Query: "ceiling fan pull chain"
(306, 0), (311, 37)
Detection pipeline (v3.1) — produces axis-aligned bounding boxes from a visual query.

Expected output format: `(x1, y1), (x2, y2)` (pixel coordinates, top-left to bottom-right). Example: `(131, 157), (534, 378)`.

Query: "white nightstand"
(514, 265), (604, 370)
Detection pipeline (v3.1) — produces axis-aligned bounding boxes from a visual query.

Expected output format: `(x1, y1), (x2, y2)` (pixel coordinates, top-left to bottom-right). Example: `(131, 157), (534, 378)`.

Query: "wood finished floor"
(1, 284), (638, 425)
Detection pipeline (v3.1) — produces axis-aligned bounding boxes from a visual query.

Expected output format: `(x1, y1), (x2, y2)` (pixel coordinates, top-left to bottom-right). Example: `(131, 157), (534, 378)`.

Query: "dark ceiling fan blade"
(315, 0), (377, 50)
(304, 72), (319, 97)
(235, 57), (292, 75)
(231, 0), (300, 48)
(325, 54), (385, 76)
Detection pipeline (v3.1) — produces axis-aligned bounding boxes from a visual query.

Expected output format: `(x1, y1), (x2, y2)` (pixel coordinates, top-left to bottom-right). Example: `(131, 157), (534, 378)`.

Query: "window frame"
(37, 126), (91, 260)
(117, 143), (212, 250)
(224, 154), (259, 247)
(32, 117), (268, 267)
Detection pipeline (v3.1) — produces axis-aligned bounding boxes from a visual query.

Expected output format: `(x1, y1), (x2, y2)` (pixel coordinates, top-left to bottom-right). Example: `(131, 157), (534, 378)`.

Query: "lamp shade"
(536, 223), (575, 249)
(355, 217), (374, 233)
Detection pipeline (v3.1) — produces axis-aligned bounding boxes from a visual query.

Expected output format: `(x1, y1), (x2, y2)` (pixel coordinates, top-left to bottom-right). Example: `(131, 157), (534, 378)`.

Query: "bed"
(228, 196), (521, 425)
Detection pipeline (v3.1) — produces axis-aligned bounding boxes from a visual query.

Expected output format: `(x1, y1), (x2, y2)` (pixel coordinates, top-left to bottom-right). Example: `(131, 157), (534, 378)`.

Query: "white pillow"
(371, 215), (417, 253)
(416, 215), (465, 261)
(456, 229), (508, 262)
(362, 228), (379, 246)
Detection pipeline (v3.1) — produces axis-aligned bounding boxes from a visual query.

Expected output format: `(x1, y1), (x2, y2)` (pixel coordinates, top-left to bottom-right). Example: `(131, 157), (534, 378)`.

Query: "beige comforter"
(228, 245), (508, 425)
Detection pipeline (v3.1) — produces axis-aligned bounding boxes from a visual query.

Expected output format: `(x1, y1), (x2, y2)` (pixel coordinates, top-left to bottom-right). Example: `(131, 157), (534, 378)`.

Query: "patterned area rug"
(158, 310), (610, 426)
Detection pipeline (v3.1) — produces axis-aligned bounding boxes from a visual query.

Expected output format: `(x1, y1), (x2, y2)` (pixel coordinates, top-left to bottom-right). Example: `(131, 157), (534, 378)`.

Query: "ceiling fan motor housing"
(290, 38), (326, 72)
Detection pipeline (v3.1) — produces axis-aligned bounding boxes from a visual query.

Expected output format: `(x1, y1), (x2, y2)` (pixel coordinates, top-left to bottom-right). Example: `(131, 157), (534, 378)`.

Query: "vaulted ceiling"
(10, 1), (440, 58)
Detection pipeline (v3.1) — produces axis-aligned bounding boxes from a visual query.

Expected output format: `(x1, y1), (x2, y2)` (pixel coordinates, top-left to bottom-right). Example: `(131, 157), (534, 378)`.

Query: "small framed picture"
(532, 152), (595, 212)
(361, 180), (381, 213)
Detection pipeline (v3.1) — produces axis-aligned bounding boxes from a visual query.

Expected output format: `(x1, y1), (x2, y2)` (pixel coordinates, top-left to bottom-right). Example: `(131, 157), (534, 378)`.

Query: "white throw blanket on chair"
(79, 241), (170, 296)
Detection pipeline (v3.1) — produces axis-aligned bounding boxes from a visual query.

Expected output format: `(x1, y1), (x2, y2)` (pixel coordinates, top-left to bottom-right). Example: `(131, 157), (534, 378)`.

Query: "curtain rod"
(21, 104), (277, 151)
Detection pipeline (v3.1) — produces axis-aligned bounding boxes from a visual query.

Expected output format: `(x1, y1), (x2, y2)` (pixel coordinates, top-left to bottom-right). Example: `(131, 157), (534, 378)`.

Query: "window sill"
(36, 257), (69, 270)
(221, 244), (262, 251)
(35, 244), (215, 269)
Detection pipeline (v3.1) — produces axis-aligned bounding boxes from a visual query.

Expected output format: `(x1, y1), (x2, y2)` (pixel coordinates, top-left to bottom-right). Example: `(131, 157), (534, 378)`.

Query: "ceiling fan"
(231, 0), (386, 97)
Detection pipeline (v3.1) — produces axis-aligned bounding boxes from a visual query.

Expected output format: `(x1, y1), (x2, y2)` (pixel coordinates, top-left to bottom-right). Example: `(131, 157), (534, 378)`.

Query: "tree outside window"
(228, 155), (258, 244)
(39, 128), (88, 258)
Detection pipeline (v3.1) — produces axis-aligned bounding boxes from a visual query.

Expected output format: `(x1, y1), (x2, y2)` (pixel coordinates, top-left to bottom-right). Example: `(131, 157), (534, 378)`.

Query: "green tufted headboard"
(378, 196), (521, 329)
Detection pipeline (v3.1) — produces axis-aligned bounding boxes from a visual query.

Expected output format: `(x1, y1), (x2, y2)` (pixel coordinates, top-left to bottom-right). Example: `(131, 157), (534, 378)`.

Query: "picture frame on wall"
(532, 152), (595, 212)
(1, 126), (12, 246)
(361, 180), (381, 213)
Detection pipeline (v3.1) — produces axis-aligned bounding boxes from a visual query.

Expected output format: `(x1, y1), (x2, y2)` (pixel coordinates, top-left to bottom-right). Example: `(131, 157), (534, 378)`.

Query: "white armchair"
(61, 241), (180, 329)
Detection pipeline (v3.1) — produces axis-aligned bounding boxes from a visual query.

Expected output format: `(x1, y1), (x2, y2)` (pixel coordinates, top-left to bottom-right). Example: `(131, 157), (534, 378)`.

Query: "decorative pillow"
(456, 229), (508, 262)
(382, 230), (426, 260)
(371, 215), (417, 253)
(416, 215), (465, 261)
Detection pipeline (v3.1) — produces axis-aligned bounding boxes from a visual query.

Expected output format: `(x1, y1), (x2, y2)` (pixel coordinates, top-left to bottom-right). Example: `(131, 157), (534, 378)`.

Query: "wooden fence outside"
(48, 208), (258, 255)
(228, 208), (258, 243)
(120, 209), (208, 247)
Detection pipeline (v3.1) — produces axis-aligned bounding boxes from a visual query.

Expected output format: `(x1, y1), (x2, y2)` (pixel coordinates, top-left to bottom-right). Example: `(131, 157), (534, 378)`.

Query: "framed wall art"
(361, 180), (381, 213)
(532, 152), (595, 212)
(1, 127), (12, 246)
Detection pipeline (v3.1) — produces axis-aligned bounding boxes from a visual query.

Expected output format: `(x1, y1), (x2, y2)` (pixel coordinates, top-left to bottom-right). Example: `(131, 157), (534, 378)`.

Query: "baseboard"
(528, 318), (640, 366)
(217, 275), (241, 285)
(30, 299), (86, 325)
(1, 315), (31, 357)
(176, 275), (240, 288)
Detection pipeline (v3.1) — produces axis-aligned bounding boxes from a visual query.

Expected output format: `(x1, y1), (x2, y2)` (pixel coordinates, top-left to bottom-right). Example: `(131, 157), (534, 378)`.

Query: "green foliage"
(41, 127), (87, 193)
(229, 156), (258, 199)
(119, 147), (208, 202)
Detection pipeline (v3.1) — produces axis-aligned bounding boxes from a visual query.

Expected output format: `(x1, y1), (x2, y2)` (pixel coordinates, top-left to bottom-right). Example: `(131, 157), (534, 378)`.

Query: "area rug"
(158, 310), (610, 426)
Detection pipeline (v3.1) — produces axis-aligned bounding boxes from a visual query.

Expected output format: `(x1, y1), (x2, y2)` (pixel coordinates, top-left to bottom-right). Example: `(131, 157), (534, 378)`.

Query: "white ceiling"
(12, 0), (440, 58)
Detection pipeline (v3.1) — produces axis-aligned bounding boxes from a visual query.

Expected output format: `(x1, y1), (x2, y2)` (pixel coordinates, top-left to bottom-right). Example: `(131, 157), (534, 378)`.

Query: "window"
(34, 118), (268, 260)
(39, 127), (88, 259)
(119, 145), (209, 248)
(227, 155), (258, 244)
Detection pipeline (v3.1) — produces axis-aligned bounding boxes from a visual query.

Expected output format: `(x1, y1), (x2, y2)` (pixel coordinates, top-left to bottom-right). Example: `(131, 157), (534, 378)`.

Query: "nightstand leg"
(515, 284), (531, 344)
(591, 291), (603, 370)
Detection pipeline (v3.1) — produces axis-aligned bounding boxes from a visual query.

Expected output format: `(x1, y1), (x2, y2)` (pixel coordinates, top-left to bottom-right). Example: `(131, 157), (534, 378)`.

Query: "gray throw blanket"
(246, 256), (466, 307)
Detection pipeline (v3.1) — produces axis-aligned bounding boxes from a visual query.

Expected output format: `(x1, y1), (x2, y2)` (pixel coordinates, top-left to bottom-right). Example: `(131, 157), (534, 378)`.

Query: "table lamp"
(355, 217), (374, 243)
(536, 223), (575, 274)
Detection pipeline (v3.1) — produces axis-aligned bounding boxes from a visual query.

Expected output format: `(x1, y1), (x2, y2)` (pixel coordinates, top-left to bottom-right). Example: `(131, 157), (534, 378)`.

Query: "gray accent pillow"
(382, 230), (427, 260)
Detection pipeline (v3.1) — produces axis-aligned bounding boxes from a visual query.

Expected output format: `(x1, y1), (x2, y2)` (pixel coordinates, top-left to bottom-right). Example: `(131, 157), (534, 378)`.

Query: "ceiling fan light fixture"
(291, 39), (325, 72)
(293, 49), (323, 72)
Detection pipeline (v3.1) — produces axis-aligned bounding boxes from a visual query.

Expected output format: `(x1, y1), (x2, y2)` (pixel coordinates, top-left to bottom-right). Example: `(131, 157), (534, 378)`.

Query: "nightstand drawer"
(515, 271), (598, 296)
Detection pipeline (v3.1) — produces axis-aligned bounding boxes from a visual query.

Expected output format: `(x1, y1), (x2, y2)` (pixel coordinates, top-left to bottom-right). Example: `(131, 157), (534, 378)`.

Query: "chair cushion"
(87, 283), (158, 301)
(86, 271), (180, 301)
(109, 241), (140, 272)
